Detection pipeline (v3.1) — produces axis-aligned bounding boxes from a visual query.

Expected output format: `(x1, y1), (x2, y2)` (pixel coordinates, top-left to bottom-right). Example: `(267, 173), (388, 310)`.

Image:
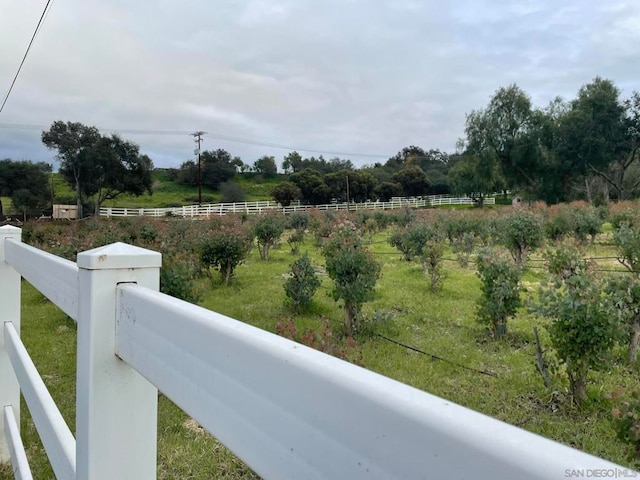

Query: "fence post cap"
(77, 242), (161, 270)
(0, 225), (21, 234)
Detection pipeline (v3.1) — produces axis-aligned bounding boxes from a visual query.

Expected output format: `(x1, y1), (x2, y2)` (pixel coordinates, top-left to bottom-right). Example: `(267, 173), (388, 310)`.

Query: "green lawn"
(3, 219), (639, 477)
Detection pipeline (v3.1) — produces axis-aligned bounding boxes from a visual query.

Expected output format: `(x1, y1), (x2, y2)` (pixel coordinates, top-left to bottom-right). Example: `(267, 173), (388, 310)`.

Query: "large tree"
(289, 169), (331, 204)
(465, 84), (541, 195)
(41, 121), (101, 217)
(0, 159), (50, 218)
(253, 155), (278, 177)
(86, 135), (154, 215)
(447, 154), (502, 207)
(42, 121), (154, 216)
(549, 78), (625, 202)
(323, 170), (377, 203)
(282, 151), (303, 174)
(374, 181), (403, 201)
(585, 88), (640, 200)
(271, 181), (301, 207)
(201, 149), (240, 188)
(386, 146), (427, 170)
(391, 166), (430, 197)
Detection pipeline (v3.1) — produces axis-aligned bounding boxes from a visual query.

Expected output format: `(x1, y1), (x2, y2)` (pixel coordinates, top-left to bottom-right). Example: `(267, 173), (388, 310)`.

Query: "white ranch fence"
(99, 195), (495, 218)
(0, 225), (635, 479)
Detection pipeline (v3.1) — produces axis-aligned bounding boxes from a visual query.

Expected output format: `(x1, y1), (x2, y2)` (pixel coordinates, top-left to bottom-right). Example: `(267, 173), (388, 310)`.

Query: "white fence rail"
(0, 225), (635, 479)
(100, 196), (495, 218)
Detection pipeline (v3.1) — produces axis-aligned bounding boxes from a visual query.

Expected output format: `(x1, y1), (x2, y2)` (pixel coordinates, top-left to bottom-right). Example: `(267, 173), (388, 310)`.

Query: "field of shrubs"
(9, 200), (640, 477)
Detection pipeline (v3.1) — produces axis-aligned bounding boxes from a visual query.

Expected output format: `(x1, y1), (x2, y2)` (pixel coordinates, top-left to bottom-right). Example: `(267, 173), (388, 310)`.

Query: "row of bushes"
(17, 200), (640, 461)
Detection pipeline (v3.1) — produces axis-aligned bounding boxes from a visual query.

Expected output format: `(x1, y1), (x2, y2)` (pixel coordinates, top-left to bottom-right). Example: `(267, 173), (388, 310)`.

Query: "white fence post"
(0, 226), (21, 462)
(76, 242), (161, 479)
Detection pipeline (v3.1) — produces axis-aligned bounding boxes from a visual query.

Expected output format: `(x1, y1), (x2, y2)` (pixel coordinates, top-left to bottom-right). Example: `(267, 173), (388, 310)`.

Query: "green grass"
(1, 196), (13, 215)
(233, 174), (282, 201)
(101, 170), (223, 208)
(49, 170), (282, 210)
(5, 223), (640, 477)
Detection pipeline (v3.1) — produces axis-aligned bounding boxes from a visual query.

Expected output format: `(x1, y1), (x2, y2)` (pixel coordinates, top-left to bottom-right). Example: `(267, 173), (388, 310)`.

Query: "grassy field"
(99, 171), (281, 207)
(2, 214), (639, 478)
(96, 171), (281, 208)
(1, 171), (279, 217)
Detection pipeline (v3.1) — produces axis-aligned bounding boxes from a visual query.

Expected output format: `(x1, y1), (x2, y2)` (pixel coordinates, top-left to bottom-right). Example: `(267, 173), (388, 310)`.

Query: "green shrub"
(424, 240), (446, 293)
(362, 218), (378, 244)
(545, 211), (574, 242)
(543, 242), (589, 281)
(610, 209), (638, 231)
(373, 211), (393, 230)
(253, 213), (286, 260)
(545, 206), (601, 244)
(271, 181), (301, 207)
(614, 222), (640, 272)
(572, 207), (601, 243)
(452, 231), (476, 268)
(392, 207), (416, 227)
(200, 226), (253, 285)
(498, 210), (543, 268)
(219, 180), (246, 203)
(388, 227), (414, 261)
(160, 257), (203, 304)
(476, 249), (522, 338)
(535, 272), (619, 405)
(608, 387), (640, 460)
(287, 212), (309, 233)
(283, 253), (321, 312)
(605, 275), (640, 365)
(287, 230), (304, 255)
(323, 221), (382, 336)
(389, 221), (447, 291)
(140, 223), (159, 243)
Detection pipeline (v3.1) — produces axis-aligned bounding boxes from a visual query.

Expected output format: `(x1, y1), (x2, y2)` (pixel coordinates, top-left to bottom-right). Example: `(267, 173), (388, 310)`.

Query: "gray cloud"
(1, 0), (639, 168)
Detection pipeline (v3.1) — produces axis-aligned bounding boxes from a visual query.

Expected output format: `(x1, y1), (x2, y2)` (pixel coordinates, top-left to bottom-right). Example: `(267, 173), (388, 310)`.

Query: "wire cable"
(0, 122), (390, 158)
(311, 312), (498, 378)
(374, 332), (498, 378)
(0, 0), (55, 113)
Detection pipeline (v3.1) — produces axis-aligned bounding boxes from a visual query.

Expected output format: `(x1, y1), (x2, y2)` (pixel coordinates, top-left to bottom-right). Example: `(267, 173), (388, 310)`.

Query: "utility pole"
(50, 163), (55, 211)
(345, 173), (350, 211)
(191, 131), (206, 206)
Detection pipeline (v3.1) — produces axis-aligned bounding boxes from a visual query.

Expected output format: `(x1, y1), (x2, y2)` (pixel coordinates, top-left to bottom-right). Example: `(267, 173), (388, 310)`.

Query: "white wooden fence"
(99, 195), (495, 218)
(0, 224), (635, 479)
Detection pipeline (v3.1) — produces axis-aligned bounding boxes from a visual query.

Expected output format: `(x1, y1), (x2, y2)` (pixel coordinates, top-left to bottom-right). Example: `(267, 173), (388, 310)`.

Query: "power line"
(0, 122), (391, 158)
(1, 0), (55, 113)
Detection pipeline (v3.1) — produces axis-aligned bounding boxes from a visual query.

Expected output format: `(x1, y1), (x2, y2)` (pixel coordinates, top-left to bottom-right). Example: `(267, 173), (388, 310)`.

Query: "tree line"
(170, 77), (639, 208)
(2, 76), (638, 218)
(454, 77), (640, 205)
(168, 145), (450, 206)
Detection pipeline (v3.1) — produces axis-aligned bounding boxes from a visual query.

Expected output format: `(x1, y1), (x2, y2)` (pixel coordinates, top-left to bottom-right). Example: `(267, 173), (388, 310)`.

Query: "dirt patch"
(183, 418), (208, 436)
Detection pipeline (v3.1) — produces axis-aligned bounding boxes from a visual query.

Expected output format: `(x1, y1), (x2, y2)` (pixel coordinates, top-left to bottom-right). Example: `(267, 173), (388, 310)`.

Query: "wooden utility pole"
(191, 131), (206, 206)
(346, 173), (350, 211)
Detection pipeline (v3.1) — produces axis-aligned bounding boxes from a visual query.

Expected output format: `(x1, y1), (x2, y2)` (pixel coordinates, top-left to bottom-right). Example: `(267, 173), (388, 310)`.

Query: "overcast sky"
(1, 0), (639, 169)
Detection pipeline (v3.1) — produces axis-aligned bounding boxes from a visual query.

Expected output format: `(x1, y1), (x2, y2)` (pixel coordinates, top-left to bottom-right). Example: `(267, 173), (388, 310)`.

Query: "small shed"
(53, 204), (78, 220)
